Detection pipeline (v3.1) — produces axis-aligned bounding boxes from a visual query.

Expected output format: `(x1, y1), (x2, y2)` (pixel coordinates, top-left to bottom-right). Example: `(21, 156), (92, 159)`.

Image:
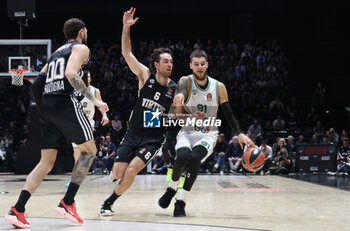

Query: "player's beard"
(82, 33), (87, 45)
(193, 71), (207, 81)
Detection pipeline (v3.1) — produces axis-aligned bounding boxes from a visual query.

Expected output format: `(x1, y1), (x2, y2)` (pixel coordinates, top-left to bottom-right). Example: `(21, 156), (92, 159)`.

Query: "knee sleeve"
(183, 145), (207, 191)
(172, 147), (191, 181)
(191, 145), (207, 162)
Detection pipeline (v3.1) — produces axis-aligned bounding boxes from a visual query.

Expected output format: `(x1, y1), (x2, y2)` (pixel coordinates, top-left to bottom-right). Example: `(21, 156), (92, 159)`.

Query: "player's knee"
(39, 158), (55, 172)
(81, 146), (97, 157)
(90, 145), (97, 155)
(191, 145), (207, 162)
(80, 141), (97, 156)
(176, 147), (191, 163)
(125, 165), (139, 177)
(113, 164), (126, 179)
(113, 170), (123, 179)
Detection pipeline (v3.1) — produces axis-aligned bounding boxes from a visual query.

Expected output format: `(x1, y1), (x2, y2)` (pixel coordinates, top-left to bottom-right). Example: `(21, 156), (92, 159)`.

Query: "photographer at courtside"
(269, 147), (291, 175)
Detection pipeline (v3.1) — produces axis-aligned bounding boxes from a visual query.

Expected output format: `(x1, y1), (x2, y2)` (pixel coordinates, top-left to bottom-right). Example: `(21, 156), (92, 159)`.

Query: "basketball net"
(9, 66), (28, 86)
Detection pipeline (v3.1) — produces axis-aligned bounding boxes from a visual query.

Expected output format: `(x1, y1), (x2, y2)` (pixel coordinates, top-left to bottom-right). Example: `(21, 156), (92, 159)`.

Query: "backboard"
(0, 39), (51, 78)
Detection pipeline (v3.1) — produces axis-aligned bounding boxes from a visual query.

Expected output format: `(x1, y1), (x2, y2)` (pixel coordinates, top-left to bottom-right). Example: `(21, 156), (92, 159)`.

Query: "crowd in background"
(0, 38), (349, 175)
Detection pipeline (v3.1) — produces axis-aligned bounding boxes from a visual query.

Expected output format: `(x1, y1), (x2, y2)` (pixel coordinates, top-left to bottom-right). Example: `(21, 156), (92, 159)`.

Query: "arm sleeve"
(30, 73), (46, 109)
(220, 101), (242, 134)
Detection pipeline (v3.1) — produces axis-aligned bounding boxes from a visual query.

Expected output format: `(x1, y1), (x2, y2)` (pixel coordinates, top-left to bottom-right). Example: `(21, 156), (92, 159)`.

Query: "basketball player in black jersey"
(99, 7), (178, 216)
(5, 18), (108, 228)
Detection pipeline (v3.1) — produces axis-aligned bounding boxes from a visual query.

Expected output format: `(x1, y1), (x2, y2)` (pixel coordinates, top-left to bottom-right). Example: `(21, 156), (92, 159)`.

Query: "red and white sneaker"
(54, 200), (83, 224)
(5, 206), (30, 228)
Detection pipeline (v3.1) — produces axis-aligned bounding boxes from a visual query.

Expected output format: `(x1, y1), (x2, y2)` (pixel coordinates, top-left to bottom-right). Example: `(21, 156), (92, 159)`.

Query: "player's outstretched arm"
(122, 7), (150, 85)
(66, 44), (109, 113)
(218, 82), (254, 147)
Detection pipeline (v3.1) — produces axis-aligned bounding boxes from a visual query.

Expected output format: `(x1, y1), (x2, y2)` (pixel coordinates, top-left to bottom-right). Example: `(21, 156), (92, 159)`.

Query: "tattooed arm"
(65, 44), (108, 112)
(171, 76), (189, 117)
(171, 76), (204, 120)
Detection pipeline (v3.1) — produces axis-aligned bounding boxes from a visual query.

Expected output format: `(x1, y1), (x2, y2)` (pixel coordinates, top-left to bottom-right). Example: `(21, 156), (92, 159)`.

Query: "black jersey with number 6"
(43, 40), (85, 96)
(129, 74), (176, 137)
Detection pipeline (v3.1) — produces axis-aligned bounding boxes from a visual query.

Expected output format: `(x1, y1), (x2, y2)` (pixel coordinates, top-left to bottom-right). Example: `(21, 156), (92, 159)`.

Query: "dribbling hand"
(123, 7), (139, 26)
(237, 133), (255, 149)
(191, 111), (205, 120)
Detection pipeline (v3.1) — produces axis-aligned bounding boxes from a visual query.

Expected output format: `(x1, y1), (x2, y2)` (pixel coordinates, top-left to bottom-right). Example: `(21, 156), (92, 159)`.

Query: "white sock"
(177, 189), (189, 203)
(168, 180), (179, 190)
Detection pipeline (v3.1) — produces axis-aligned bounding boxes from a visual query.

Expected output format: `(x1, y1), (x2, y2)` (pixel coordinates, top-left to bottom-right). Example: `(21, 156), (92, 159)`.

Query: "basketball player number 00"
(46, 57), (66, 83)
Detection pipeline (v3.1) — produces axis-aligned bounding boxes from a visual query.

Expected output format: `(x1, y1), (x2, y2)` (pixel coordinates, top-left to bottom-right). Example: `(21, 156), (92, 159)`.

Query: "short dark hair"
(190, 49), (207, 62)
(149, 48), (172, 73)
(63, 18), (86, 40)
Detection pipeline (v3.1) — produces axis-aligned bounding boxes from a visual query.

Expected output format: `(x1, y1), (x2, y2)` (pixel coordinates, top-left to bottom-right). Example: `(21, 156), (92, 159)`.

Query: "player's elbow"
(65, 69), (74, 80)
(121, 49), (132, 59)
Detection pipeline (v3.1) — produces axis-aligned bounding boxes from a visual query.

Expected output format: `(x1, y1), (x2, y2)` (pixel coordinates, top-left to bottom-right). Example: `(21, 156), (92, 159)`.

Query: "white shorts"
(175, 129), (218, 163)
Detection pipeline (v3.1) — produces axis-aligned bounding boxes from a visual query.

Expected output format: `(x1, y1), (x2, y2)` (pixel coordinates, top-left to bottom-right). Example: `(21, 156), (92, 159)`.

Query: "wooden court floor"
(0, 174), (349, 231)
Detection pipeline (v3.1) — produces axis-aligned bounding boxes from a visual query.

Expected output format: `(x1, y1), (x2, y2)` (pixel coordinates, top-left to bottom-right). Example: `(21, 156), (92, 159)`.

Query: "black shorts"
(39, 95), (93, 149)
(114, 126), (164, 164)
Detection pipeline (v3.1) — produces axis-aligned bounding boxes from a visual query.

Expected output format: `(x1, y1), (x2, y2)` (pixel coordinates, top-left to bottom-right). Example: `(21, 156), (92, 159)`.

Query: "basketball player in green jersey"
(158, 49), (254, 217)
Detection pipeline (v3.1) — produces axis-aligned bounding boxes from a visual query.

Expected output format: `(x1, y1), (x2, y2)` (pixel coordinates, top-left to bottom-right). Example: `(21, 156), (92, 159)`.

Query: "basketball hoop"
(9, 66), (28, 86)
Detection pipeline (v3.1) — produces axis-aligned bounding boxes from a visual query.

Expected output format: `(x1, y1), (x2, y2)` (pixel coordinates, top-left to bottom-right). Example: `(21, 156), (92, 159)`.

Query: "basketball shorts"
(114, 126), (165, 164)
(175, 129), (218, 163)
(40, 95), (93, 149)
(72, 119), (94, 148)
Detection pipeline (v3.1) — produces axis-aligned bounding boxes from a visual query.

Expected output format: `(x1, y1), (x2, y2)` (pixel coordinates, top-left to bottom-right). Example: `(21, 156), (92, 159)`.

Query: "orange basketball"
(242, 147), (265, 172)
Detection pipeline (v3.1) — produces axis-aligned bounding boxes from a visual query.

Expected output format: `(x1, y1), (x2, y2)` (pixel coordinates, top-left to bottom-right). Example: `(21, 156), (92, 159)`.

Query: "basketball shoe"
(173, 199), (186, 217)
(5, 207), (30, 228)
(100, 202), (115, 216)
(158, 187), (177, 209)
(54, 199), (83, 224)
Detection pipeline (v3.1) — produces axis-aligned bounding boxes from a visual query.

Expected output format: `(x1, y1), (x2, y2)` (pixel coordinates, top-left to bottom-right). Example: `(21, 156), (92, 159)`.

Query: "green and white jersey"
(184, 74), (220, 133)
(81, 85), (97, 123)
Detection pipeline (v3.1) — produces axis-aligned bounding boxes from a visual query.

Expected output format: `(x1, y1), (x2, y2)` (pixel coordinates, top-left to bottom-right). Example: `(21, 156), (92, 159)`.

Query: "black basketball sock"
(14, 190), (31, 213)
(104, 191), (120, 205)
(63, 182), (80, 205)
